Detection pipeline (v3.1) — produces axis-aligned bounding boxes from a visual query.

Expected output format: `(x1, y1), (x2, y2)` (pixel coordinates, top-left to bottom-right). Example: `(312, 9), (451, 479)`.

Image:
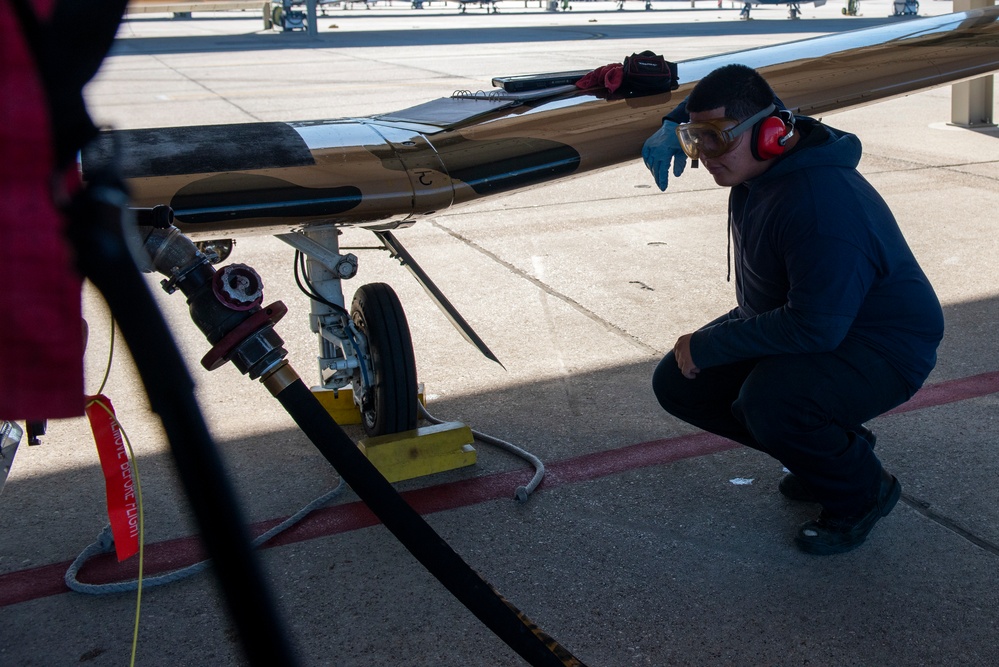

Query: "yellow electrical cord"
(86, 315), (145, 667)
(93, 315), (113, 397)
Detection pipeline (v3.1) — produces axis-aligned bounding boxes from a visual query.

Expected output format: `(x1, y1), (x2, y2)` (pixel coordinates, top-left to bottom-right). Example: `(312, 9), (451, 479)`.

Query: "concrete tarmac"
(3, 1), (998, 665)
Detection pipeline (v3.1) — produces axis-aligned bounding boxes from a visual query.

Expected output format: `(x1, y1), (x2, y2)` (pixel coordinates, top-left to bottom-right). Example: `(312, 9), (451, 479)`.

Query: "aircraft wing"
(84, 7), (999, 239)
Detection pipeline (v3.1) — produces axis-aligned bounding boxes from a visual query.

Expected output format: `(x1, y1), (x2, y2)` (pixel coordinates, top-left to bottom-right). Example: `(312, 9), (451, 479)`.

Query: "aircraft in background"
(740, 0), (826, 19)
(609, 0), (834, 19)
(83, 8), (999, 436)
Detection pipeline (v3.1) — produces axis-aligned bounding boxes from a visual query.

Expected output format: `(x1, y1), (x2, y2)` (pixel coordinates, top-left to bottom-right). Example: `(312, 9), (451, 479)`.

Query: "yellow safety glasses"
(675, 104), (775, 160)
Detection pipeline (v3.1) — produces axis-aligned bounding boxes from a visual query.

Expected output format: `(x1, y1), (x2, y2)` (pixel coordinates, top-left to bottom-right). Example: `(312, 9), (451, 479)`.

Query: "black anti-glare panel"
(83, 123), (315, 179)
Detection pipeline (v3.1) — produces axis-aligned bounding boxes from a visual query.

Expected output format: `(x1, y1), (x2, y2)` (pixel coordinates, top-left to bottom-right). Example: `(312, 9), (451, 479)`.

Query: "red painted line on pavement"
(2, 369), (997, 608)
(887, 369), (999, 415)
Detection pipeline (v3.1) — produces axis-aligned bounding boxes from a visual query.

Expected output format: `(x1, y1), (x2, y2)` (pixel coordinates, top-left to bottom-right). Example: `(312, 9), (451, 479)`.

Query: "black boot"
(794, 469), (901, 555)
(778, 473), (818, 503)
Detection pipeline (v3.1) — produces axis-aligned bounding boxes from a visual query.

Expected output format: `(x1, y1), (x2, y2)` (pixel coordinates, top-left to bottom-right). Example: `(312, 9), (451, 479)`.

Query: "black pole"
(262, 364), (585, 667)
(67, 193), (299, 667)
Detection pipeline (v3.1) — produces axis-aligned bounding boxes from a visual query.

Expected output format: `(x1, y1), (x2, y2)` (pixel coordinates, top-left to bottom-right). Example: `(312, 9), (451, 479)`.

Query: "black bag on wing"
(620, 50), (679, 97)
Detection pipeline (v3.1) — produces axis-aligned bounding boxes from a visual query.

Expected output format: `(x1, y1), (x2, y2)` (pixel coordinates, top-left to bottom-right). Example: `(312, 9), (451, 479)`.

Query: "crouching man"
(647, 64), (943, 554)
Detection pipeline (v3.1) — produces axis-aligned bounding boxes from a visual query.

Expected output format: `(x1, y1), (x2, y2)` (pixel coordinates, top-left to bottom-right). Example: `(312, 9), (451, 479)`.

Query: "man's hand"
(673, 333), (700, 379)
(642, 119), (688, 191)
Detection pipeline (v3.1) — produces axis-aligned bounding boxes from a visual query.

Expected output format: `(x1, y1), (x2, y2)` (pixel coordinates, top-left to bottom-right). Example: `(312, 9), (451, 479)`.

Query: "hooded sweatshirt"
(688, 117), (944, 389)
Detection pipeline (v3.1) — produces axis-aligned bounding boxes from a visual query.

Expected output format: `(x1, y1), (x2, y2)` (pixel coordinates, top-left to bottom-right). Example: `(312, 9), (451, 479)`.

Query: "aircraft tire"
(350, 282), (418, 437)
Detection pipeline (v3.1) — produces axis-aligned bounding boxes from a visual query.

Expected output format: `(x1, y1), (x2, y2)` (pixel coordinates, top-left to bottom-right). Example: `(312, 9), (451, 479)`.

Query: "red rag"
(575, 63), (624, 92)
(603, 64), (624, 93)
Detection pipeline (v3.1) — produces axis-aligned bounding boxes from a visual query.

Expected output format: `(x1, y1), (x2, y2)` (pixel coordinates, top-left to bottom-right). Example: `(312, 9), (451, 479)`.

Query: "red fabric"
(1, 0), (86, 419)
(86, 396), (140, 561)
(574, 63), (625, 94)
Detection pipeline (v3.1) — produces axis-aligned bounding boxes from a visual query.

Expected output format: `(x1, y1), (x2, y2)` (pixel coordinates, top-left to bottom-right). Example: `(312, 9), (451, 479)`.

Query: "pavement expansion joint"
(428, 218), (662, 355)
(901, 492), (999, 557)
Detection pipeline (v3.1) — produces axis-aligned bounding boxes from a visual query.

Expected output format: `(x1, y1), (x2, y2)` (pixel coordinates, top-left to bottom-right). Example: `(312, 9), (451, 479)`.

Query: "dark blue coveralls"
(653, 117), (944, 516)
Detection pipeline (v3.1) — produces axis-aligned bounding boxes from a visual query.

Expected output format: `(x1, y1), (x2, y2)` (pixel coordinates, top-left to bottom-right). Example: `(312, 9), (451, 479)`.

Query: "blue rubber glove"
(642, 119), (687, 192)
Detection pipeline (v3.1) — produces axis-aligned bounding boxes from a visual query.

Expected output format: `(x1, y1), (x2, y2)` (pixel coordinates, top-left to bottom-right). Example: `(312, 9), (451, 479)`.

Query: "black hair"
(687, 64), (776, 122)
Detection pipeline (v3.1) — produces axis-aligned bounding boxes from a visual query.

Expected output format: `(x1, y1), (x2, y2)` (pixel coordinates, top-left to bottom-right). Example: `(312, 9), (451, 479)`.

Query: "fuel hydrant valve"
(213, 263), (264, 311)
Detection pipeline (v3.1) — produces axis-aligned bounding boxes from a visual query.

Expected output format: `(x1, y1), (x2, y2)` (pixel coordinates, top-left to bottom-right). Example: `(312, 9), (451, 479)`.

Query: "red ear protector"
(750, 109), (795, 161)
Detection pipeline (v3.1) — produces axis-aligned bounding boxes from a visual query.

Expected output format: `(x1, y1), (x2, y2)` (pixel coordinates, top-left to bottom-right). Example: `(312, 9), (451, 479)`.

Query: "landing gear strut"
(279, 226), (498, 438)
(279, 227), (420, 437)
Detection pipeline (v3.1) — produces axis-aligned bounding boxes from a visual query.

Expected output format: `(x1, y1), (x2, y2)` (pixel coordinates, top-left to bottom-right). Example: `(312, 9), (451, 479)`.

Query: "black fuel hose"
(67, 188), (299, 666)
(263, 364), (586, 667)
